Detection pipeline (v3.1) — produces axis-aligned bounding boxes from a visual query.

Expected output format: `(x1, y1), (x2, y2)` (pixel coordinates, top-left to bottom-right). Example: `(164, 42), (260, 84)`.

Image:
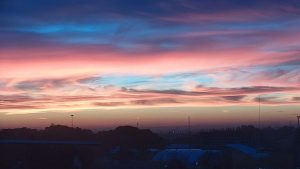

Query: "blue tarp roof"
(226, 144), (268, 159)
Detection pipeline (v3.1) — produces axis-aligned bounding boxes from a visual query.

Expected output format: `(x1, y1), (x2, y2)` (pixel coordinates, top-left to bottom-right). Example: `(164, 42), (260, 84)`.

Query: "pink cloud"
(0, 45), (291, 79)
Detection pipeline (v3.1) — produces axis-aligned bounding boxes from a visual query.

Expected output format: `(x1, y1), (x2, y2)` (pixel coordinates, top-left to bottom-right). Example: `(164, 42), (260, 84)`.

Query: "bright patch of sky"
(17, 23), (119, 34)
(80, 73), (215, 90)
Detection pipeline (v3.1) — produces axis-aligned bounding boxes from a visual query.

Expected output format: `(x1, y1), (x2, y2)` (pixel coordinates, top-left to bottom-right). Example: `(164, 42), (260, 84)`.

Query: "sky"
(0, 0), (300, 130)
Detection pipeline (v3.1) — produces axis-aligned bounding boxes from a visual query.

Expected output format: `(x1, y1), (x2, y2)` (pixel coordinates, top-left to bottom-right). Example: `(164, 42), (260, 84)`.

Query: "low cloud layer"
(1, 72), (300, 114)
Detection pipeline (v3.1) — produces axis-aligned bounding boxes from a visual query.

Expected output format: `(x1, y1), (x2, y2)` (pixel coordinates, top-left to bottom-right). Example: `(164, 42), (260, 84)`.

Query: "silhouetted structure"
(71, 114), (74, 128)
(0, 125), (299, 169)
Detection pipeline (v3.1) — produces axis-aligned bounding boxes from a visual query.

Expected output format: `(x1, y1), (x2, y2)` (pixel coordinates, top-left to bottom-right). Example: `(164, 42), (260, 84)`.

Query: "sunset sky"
(1, 0), (300, 130)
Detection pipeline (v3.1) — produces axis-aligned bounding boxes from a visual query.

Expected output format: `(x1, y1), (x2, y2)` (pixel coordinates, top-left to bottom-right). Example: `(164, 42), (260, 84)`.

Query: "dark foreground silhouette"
(0, 125), (299, 169)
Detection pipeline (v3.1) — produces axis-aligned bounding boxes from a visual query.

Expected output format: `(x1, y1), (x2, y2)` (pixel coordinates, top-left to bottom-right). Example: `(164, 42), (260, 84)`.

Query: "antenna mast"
(258, 96), (261, 129)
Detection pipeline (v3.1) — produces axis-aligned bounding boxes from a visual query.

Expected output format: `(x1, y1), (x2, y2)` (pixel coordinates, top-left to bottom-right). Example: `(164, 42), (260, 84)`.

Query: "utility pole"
(257, 96), (262, 148)
(136, 117), (140, 128)
(188, 115), (191, 135)
(70, 114), (74, 128)
(258, 96), (261, 129)
(297, 115), (300, 127)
